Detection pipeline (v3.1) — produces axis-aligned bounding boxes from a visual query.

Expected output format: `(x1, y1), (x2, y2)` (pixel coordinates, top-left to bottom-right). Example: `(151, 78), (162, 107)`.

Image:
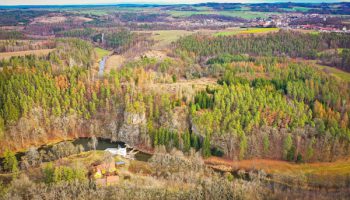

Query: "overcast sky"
(1, 0), (349, 6)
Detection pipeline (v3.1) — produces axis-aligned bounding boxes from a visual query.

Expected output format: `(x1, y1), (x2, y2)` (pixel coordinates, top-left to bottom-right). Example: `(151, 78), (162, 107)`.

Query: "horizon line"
(0, 1), (349, 7)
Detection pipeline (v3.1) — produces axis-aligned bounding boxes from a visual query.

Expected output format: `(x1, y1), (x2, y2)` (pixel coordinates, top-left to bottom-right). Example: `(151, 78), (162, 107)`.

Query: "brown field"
(144, 77), (218, 102)
(31, 15), (93, 24)
(149, 77), (218, 93)
(32, 16), (67, 24)
(0, 49), (54, 60)
(205, 156), (350, 174)
(138, 50), (168, 60)
(73, 16), (93, 22)
(205, 156), (350, 188)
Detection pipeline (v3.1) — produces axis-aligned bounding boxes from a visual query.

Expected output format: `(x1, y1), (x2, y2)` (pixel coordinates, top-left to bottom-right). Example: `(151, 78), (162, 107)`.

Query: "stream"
(98, 56), (107, 77)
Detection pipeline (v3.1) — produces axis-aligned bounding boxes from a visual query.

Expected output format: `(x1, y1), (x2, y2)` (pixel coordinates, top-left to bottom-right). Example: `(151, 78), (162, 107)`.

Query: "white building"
(105, 146), (127, 157)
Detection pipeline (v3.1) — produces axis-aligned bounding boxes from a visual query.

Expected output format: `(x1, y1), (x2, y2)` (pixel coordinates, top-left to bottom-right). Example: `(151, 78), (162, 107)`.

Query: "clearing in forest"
(148, 78), (218, 94)
(0, 49), (54, 60)
(136, 30), (194, 49)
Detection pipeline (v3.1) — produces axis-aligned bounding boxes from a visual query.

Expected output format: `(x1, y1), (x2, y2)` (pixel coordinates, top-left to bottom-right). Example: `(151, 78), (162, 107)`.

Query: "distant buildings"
(246, 13), (350, 33)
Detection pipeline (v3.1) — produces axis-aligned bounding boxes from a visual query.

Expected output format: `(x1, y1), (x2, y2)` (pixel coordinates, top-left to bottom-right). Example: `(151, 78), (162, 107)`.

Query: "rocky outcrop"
(117, 111), (146, 146)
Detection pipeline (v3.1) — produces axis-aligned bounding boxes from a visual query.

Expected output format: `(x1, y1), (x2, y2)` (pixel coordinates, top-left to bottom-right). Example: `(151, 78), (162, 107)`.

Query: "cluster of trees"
(206, 53), (251, 65)
(319, 48), (350, 72)
(1, 141), (84, 173)
(43, 163), (86, 184)
(191, 56), (350, 161)
(0, 38), (125, 152)
(151, 128), (204, 155)
(175, 31), (350, 70)
(104, 30), (134, 53)
(193, 90), (214, 109)
(0, 10), (50, 26)
(51, 38), (95, 69)
(60, 28), (95, 38)
(2, 149), (19, 174)
(0, 30), (25, 40)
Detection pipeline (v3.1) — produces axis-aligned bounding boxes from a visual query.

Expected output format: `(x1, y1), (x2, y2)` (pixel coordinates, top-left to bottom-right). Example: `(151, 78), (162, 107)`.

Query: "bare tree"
(88, 136), (98, 151)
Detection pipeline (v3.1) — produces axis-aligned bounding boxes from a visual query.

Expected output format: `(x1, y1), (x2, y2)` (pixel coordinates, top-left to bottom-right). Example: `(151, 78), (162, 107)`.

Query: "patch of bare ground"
(32, 16), (67, 24)
(138, 50), (168, 60)
(31, 15), (93, 24)
(73, 16), (93, 22)
(148, 77), (218, 94)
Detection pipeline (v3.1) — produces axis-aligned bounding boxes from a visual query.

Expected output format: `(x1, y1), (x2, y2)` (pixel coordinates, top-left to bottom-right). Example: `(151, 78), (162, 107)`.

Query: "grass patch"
(317, 64), (350, 82)
(168, 10), (276, 19)
(135, 30), (194, 49)
(94, 47), (111, 60)
(214, 28), (280, 36)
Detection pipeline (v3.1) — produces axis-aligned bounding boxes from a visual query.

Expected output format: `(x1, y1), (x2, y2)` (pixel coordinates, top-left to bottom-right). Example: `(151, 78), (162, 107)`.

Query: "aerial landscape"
(1, 0), (350, 199)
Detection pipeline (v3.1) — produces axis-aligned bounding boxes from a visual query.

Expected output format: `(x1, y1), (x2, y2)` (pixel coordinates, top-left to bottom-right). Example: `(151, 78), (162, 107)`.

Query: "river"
(72, 138), (152, 161)
(0, 138), (152, 168)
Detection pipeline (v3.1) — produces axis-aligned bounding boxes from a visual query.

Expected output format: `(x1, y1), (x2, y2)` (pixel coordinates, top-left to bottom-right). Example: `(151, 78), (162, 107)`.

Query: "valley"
(1, 2), (350, 200)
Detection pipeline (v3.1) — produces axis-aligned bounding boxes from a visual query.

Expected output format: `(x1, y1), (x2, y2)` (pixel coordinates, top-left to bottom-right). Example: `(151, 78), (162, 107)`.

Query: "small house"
(92, 161), (117, 179)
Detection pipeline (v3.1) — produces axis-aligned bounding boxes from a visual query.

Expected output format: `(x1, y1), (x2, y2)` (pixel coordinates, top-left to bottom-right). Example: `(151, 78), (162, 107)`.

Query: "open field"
(167, 10), (277, 19)
(214, 27), (280, 36)
(135, 30), (194, 49)
(149, 77), (218, 94)
(0, 48), (54, 60)
(205, 156), (350, 188)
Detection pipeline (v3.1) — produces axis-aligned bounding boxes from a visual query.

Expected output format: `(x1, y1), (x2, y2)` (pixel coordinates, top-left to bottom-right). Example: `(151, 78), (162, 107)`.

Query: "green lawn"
(168, 10), (276, 19)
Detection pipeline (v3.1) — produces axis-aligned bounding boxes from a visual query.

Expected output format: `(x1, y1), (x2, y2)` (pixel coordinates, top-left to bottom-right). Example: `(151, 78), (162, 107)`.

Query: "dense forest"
(175, 31), (350, 71)
(1, 33), (350, 162)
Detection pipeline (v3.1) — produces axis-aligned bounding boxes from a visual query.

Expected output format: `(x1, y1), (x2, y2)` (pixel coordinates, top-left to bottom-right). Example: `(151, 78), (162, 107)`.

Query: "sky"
(1, 0), (349, 6)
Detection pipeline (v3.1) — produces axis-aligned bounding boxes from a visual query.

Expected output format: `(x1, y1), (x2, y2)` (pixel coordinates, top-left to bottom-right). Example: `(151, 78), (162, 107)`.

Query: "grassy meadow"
(214, 28), (280, 36)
